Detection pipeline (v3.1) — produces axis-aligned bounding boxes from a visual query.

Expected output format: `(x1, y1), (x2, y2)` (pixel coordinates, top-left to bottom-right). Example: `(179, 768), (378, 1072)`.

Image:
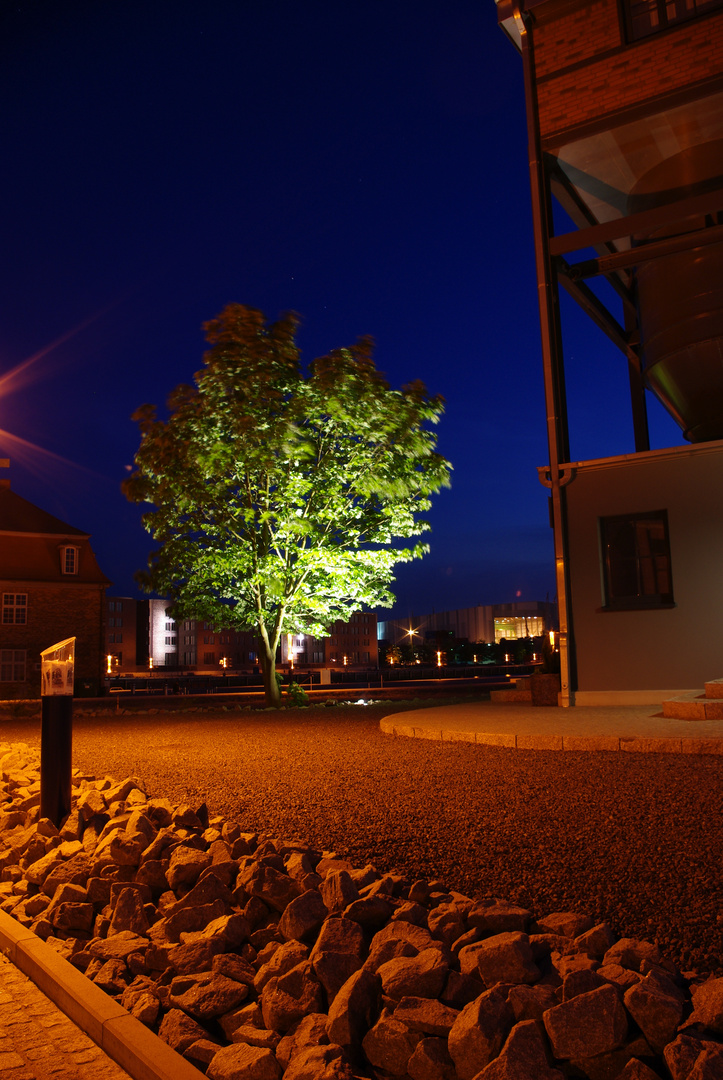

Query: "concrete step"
(704, 678), (723, 699)
(490, 688), (533, 703)
(662, 691), (723, 720)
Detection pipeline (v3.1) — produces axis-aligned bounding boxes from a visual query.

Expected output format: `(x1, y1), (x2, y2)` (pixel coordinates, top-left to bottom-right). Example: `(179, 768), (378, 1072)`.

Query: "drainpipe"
(513, 3), (575, 706)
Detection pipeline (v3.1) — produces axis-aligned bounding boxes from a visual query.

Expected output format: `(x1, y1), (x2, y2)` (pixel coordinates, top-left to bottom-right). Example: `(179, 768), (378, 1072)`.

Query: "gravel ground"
(3, 701), (723, 977)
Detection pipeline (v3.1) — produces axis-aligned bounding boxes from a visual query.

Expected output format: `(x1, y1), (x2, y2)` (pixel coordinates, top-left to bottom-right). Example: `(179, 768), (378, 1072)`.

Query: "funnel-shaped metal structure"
(633, 144), (723, 442)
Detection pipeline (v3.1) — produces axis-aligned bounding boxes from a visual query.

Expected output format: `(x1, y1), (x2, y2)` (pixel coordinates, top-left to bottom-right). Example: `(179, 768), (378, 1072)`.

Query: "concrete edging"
(0, 909), (201, 1080)
(379, 718), (723, 754)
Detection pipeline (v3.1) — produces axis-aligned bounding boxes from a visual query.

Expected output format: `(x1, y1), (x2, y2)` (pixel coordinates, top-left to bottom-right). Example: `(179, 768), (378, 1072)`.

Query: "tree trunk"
(260, 641), (282, 708)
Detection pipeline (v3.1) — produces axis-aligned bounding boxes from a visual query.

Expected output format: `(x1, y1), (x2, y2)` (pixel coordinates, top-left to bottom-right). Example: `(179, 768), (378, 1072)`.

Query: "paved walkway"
(379, 700), (723, 753)
(0, 953), (131, 1080)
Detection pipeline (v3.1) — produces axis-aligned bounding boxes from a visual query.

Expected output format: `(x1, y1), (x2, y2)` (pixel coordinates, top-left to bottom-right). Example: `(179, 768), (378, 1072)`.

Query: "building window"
(622, 0), (723, 40)
(116, 601), (123, 612)
(116, 632), (123, 643)
(164, 653), (175, 665)
(1, 650), (26, 681)
(60, 545), (79, 574)
(2, 594), (27, 625)
(600, 510), (674, 609)
(204, 651), (215, 664)
(165, 635), (176, 645)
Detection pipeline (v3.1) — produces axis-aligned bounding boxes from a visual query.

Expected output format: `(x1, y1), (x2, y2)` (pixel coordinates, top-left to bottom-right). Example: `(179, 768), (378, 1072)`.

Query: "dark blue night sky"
(0, 1), (684, 618)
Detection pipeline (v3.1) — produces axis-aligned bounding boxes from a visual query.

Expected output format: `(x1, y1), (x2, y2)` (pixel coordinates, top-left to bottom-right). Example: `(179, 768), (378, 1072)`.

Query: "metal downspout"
(513, 4), (575, 706)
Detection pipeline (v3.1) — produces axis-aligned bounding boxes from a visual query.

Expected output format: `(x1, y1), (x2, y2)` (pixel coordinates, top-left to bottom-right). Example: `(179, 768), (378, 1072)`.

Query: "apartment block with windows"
(282, 612), (379, 668)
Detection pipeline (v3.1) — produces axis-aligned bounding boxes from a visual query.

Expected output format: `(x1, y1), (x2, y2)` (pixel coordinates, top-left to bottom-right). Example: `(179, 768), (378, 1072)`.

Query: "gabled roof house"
(0, 461), (110, 696)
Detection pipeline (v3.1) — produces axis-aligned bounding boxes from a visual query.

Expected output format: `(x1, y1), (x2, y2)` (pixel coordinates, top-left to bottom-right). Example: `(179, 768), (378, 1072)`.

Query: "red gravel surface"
(3, 701), (723, 977)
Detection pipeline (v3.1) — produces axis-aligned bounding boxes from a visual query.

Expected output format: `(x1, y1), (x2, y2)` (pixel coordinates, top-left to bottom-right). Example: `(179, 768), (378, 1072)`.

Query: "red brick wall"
(0, 581), (105, 694)
(533, 1), (723, 138)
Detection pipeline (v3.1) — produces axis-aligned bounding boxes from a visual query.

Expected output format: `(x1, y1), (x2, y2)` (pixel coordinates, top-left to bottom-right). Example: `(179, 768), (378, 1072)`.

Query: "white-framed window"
(2, 594), (27, 625)
(1, 649), (26, 681)
(60, 545), (79, 574)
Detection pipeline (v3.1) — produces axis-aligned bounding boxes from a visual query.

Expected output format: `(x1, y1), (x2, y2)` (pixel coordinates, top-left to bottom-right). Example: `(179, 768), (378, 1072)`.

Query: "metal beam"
(557, 266), (635, 358)
(567, 221), (723, 279)
(550, 187), (723, 257)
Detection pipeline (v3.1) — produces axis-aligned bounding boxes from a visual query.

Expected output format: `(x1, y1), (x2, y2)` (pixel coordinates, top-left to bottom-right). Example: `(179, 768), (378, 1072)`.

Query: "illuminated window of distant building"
(622, 0), (723, 41)
(2, 594), (27, 625)
(1, 649), (26, 681)
(60, 545), (79, 574)
(600, 510), (674, 609)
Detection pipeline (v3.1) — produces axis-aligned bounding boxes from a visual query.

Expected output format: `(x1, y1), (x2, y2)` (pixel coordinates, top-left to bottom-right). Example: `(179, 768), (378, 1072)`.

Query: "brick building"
(0, 462), (110, 696)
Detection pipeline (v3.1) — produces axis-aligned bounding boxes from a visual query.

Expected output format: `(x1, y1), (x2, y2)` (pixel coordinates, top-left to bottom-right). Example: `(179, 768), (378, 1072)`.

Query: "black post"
(40, 696), (73, 826)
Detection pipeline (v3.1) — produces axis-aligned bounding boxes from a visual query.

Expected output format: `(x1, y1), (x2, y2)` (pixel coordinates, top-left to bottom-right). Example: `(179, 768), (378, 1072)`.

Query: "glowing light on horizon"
(0, 302), (122, 482)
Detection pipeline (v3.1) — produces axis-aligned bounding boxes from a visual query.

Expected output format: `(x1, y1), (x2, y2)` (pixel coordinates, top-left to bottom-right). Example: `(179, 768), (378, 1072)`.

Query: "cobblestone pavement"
(0, 953), (131, 1080)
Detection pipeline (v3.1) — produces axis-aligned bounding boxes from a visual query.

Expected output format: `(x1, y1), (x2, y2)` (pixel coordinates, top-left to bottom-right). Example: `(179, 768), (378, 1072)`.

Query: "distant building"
(0, 461), (110, 696)
(104, 597), (376, 672)
(378, 600), (555, 647)
(281, 611), (378, 669)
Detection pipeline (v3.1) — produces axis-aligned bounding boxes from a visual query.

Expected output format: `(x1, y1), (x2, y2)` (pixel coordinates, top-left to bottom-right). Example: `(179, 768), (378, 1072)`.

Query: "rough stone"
(448, 986), (514, 1080)
(473, 932), (540, 987)
(575, 923), (617, 959)
(283, 1043), (354, 1080)
(691, 977), (723, 1035)
(624, 974), (684, 1051)
(320, 869), (359, 914)
(261, 960), (325, 1033)
(166, 844), (213, 890)
(279, 888), (328, 942)
(408, 1036), (457, 1080)
(602, 938), (664, 974)
(543, 984), (629, 1060)
(362, 1014), (423, 1074)
(309, 915), (366, 1004)
(326, 966), (381, 1052)
(394, 996), (459, 1036)
(255, 940), (310, 992)
(207, 1042), (282, 1080)
(169, 971), (250, 1021)
(377, 946), (449, 1001)
(158, 1007), (210, 1053)
(108, 885), (151, 936)
(477, 1019), (564, 1079)
(468, 901), (531, 934)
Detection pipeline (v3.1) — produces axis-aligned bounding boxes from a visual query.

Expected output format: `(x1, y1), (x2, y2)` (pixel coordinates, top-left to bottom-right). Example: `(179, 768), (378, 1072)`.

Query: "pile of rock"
(2, 741), (723, 1079)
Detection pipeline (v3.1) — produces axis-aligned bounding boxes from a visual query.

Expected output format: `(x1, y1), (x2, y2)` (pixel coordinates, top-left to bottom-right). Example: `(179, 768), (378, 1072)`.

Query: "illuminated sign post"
(39, 637), (75, 826)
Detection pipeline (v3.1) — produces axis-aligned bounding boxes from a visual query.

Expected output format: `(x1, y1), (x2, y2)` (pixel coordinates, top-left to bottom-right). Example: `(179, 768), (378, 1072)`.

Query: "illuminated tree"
(123, 304), (451, 706)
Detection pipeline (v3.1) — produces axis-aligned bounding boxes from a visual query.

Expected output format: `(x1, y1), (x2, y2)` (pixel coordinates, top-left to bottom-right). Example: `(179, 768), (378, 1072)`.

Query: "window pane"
(601, 511), (673, 607)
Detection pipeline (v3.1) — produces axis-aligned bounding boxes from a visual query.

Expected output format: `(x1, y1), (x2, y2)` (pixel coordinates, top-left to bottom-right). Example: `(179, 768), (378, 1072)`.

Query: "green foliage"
(124, 304), (451, 704)
(285, 680), (310, 706)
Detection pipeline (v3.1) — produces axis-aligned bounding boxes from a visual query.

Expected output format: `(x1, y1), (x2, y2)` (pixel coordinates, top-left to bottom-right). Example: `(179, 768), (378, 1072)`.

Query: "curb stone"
(378, 718), (723, 754)
(0, 909), (202, 1080)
